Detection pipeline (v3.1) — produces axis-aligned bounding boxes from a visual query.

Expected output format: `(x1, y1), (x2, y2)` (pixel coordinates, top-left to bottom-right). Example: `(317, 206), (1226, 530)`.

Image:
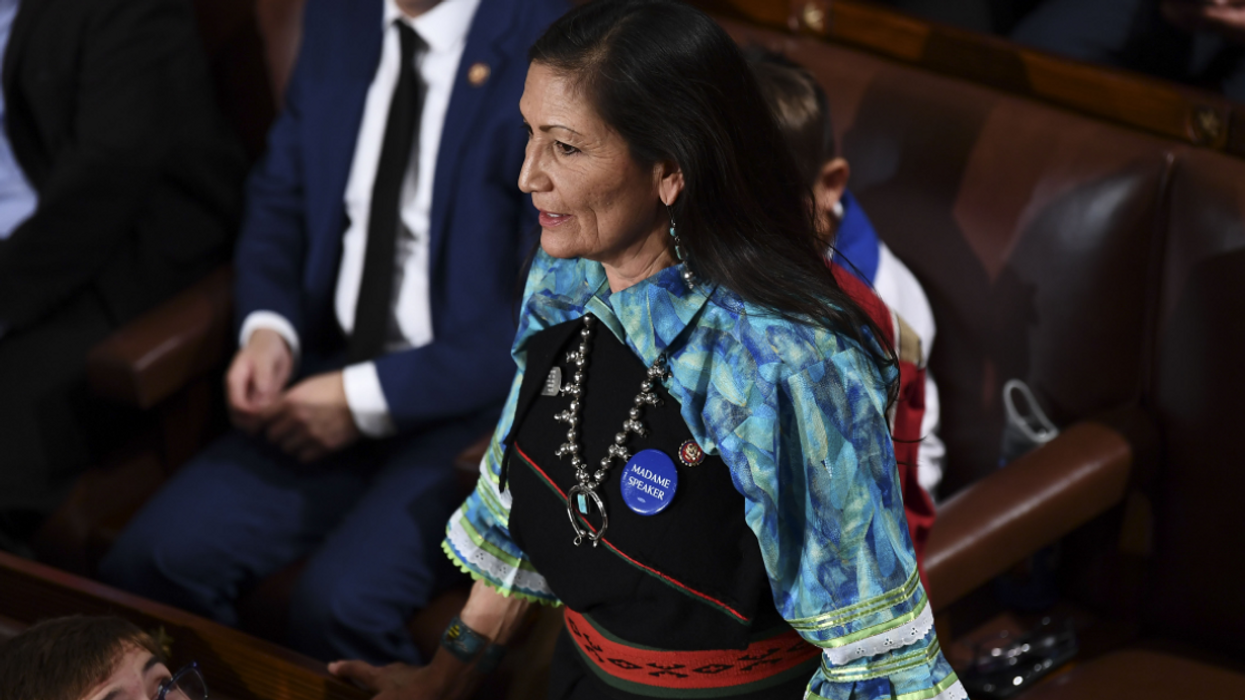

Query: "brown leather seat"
(1145, 147), (1245, 660)
(1023, 650), (1245, 699)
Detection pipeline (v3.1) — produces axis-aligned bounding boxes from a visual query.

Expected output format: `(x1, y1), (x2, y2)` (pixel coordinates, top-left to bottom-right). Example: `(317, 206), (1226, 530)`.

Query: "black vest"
(504, 315), (788, 650)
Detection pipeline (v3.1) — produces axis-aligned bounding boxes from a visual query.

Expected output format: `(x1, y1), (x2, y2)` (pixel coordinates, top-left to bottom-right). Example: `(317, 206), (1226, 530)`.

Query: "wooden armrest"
(87, 266), (235, 409)
(924, 413), (1144, 611)
(0, 550), (367, 700)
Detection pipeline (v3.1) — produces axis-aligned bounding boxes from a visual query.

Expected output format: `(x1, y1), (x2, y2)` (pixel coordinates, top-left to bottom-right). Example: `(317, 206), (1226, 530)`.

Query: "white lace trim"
(481, 454), (512, 509)
(822, 597), (935, 665)
(446, 510), (553, 597)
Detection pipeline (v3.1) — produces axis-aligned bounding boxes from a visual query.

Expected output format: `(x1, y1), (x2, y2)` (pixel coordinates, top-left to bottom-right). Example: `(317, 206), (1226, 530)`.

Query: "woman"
(331, 1), (962, 698)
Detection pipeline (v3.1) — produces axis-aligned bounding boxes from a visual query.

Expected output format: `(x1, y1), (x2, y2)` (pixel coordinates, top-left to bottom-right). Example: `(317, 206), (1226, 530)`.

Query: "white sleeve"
(239, 311), (302, 368)
(917, 372), (945, 500)
(873, 243), (936, 364)
(342, 361), (397, 438)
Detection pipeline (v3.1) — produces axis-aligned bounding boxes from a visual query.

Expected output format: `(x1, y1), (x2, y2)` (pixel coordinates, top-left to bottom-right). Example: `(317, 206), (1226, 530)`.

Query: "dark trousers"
(0, 291), (117, 550)
(99, 408), (497, 664)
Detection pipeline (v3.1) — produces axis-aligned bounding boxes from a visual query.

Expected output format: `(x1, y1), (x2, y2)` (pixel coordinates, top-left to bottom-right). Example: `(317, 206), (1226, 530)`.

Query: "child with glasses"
(0, 615), (206, 700)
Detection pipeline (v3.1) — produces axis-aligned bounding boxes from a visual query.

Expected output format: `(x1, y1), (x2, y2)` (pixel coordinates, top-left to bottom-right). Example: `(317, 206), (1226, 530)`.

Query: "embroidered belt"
(564, 609), (820, 698)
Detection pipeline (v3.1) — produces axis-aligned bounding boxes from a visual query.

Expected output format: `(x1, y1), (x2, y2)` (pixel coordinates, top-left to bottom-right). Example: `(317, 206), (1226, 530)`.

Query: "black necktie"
(349, 22), (427, 363)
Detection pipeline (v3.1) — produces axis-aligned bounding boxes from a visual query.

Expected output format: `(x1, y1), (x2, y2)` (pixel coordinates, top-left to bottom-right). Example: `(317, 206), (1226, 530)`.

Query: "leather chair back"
(192, 0), (306, 160)
(844, 70), (1171, 495)
(1147, 148), (1245, 658)
(728, 22), (1172, 494)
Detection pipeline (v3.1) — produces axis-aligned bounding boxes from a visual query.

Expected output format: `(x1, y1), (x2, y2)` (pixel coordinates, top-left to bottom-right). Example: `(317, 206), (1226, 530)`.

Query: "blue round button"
(620, 449), (678, 516)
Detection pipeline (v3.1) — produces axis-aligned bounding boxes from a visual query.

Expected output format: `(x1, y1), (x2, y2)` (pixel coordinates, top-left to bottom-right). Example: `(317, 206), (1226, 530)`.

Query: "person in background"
(0, 0), (246, 554)
(0, 615), (207, 700)
(1012, 0), (1245, 103)
(101, 0), (566, 668)
(746, 48), (946, 504)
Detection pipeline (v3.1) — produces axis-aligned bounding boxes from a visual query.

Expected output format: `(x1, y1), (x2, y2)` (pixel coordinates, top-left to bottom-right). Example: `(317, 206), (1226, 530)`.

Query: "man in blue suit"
(100, 0), (567, 665)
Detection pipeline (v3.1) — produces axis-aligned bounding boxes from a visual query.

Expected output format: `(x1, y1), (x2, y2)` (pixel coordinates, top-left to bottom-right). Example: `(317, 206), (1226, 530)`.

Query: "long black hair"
(530, 0), (897, 398)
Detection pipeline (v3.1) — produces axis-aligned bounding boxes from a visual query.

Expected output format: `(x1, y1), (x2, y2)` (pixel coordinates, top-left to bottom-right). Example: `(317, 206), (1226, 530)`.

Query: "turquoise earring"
(666, 204), (696, 289)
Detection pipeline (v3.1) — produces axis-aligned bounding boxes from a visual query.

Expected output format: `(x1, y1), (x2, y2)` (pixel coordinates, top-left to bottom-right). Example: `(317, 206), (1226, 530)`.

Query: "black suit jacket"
(0, 0), (245, 332)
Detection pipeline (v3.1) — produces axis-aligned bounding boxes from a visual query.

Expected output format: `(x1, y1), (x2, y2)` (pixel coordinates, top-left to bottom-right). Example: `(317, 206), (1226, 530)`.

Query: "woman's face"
(518, 63), (681, 283)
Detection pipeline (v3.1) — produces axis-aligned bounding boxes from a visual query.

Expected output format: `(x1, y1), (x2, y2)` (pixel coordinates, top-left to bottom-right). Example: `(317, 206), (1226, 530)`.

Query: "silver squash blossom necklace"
(554, 314), (669, 546)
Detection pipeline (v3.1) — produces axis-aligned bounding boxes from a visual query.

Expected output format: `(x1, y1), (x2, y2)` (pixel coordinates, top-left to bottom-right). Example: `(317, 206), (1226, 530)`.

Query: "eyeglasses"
(156, 662), (208, 700)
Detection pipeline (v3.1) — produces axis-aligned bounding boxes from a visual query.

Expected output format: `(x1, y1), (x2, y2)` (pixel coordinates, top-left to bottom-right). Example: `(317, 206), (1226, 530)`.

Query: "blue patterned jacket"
(443, 251), (964, 700)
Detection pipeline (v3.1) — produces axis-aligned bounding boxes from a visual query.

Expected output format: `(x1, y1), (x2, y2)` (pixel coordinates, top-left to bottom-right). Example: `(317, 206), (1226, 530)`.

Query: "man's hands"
(226, 328), (360, 461)
(1163, 1), (1245, 44)
(227, 328), (294, 432)
(264, 371), (361, 461)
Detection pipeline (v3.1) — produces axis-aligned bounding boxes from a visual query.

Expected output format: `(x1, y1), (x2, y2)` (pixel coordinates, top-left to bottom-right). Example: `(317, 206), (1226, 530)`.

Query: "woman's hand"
(328, 660), (424, 698)
(328, 581), (532, 699)
(328, 657), (475, 700)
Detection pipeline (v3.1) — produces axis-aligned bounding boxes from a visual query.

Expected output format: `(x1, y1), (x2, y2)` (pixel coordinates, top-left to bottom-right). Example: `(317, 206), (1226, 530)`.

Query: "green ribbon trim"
(803, 669), (959, 700)
(788, 569), (922, 632)
(811, 594), (929, 651)
(485, 439), (504, 476)
(453, 512), (541, 573)
(476, 477), (511, 528)
(896, 672), (962, 700)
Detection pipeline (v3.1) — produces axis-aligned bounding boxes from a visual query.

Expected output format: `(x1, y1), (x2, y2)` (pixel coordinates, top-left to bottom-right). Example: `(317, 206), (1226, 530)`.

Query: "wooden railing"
(692, 0), (1245, 156)
(0, 551), (368, 700)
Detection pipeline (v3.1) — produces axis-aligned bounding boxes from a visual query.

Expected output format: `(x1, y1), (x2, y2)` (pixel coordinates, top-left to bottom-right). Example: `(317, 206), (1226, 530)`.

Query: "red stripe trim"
(514, 444), (750, 622)
(564, 608), (819, 690)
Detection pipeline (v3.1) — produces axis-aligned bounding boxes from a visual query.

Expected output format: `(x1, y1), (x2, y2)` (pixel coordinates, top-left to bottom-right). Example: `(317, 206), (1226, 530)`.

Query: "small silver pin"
(542, 367), (563, 396)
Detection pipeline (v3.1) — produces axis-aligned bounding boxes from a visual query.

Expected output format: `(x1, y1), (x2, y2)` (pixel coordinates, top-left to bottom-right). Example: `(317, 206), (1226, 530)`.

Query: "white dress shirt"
(240, 0), (481, 437)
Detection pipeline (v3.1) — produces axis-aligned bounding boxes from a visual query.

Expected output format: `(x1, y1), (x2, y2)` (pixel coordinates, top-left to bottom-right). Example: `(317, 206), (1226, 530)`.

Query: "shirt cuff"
(342, 361), (396, 438)
(239, 311), (302, 368)
(917, 374), (945, 498)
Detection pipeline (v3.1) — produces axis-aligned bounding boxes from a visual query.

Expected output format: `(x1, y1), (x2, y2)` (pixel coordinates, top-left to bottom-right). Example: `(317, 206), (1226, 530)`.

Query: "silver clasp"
(566, 484), (608, 547)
